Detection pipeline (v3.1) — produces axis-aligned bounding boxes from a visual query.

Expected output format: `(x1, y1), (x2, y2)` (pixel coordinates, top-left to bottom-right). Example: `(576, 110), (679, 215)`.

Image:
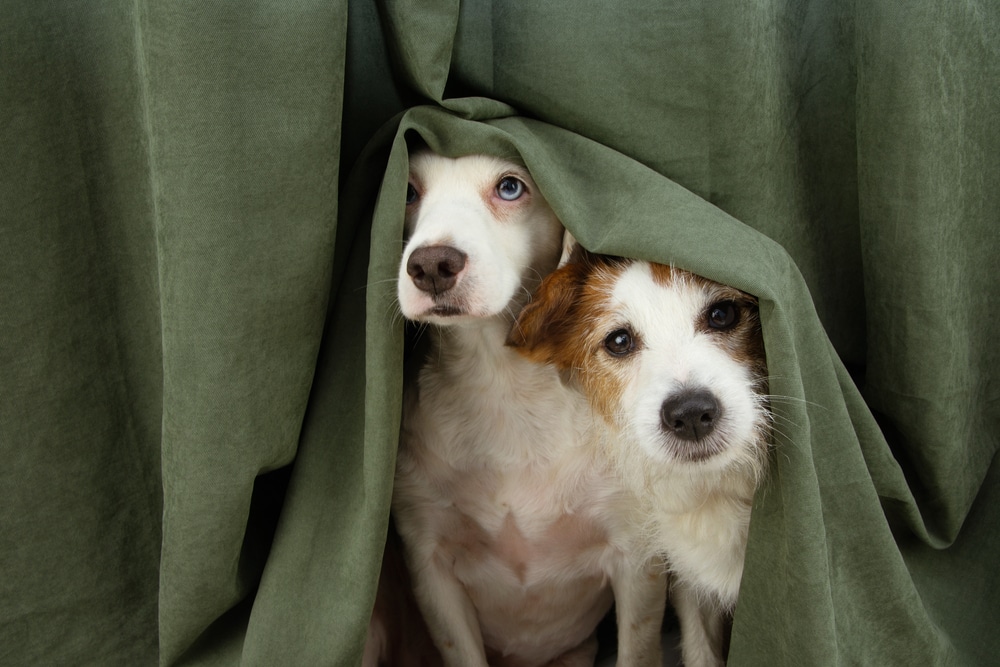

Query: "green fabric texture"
(2, 1), (997, 666)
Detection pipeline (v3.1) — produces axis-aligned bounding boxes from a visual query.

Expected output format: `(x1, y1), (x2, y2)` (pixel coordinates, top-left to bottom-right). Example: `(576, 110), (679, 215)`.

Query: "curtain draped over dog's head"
(355, 102), (964, 665)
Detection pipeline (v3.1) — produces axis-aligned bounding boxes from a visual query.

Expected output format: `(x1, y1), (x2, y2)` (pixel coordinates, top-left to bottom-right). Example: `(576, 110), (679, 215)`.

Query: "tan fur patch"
(647, 261), (677, 287)
(509, 250), (638, 425)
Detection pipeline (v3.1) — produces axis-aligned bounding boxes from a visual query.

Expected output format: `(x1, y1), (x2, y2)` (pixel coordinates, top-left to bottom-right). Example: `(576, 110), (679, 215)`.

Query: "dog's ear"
(557, 229), (578, 268)
(507, 260), (588, 369)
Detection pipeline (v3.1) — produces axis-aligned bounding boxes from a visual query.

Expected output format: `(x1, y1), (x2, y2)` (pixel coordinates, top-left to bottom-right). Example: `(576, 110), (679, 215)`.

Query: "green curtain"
(2, 1), (997, 665)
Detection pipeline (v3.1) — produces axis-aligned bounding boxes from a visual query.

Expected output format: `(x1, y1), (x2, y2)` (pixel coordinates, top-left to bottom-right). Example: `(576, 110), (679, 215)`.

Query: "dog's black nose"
(661, 390), (721, 441)
(406, 245), (467, 295)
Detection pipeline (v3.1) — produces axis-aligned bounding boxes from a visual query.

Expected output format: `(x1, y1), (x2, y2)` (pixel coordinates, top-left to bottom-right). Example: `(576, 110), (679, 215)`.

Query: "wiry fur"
(389, 154), (666, 667)
(509, 241), (770, 667)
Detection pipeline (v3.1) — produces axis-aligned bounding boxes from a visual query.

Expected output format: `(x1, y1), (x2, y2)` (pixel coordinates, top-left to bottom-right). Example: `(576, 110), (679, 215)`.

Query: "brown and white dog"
(389, 152), (666, 667)
(509, 240), (770, 667)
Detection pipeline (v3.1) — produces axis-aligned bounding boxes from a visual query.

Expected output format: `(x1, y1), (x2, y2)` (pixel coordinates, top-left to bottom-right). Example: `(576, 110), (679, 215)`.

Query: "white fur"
(393, 154), (666, 667)
(598, 263), (767, 667)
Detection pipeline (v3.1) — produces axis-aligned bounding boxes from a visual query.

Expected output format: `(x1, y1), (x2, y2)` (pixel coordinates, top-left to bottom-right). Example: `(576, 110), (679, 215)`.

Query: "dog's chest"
(651, 491), (752, 604)
(437, 473), (616, 661)
(403, 354), (619, 580)
(442, 461), (614, 578)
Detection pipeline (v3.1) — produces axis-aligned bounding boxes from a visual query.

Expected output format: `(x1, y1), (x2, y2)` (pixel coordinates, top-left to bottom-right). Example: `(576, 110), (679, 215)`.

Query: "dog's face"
(397, 152), (564, 325)
(510, 247), (769, 472)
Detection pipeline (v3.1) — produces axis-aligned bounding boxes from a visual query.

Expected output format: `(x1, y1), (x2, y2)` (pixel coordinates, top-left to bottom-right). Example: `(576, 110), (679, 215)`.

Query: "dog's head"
(509, 243), (769, 474)
(397, 152), (564, 325)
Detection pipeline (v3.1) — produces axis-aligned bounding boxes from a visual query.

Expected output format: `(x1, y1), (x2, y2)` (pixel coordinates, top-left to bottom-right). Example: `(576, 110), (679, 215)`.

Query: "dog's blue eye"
(496, 176), (525, 201)
(707, 302), (739, 330)
(406, 183), (418, 205)
(604, 329), (634, 357)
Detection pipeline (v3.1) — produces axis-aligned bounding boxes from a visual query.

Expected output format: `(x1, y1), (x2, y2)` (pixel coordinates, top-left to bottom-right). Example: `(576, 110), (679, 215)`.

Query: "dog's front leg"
(408, 550), (489, 667)
(610, 555), (667, 667)
(673, 583), (725, 667)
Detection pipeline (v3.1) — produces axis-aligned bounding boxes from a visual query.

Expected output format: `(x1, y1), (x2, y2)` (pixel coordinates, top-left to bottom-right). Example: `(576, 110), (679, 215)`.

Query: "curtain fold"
(1, 1), (996, 665)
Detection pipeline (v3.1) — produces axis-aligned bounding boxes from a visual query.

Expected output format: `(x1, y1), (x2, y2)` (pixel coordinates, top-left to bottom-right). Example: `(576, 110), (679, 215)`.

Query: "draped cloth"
(2, 2), (997, 665)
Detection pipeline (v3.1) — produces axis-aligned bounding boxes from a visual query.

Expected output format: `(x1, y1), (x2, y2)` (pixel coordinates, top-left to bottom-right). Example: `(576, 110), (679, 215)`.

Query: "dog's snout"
(660, 389), (721, 442)
(407, 245), (467, 295)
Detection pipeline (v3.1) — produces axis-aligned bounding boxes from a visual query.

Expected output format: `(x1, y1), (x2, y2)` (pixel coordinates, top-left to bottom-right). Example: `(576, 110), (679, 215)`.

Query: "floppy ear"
(506, 259), (588, 369)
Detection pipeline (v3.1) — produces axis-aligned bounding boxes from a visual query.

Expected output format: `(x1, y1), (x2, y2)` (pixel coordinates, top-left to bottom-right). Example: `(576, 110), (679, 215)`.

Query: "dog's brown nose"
(406, 245), (467, 295)
(661, 390), (721, 442)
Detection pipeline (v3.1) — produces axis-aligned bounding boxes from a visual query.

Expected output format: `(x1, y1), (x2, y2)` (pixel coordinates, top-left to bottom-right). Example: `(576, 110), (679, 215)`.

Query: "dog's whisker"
(363, 276), (401, 291)
(387, 303), (407, 329)
(766, 420), (797, 441)
(767, 418), (802, 436)
(763, 394), (827, 410)
(506, 311), (527, 343)
(502, 303), (519, 325)
(764, 406), (801, 426)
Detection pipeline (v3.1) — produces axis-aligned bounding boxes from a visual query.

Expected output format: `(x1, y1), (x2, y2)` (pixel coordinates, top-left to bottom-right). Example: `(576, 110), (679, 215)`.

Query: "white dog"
(391, 152), (666, 667)
(509, 241), (770, 667)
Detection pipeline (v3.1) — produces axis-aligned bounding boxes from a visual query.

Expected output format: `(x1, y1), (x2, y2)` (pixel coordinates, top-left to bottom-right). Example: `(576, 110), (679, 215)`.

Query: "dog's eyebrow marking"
(649, 262), (677, 287)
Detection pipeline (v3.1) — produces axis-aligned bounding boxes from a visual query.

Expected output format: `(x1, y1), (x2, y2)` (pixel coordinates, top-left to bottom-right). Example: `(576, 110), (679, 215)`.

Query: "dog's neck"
(427, 314), (520, 371)
(417, 313), (588, 468)
(605, 431), (759, 514)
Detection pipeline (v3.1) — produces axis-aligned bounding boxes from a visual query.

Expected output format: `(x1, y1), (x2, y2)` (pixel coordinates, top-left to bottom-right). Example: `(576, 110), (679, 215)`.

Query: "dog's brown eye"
(604, 329), (634, 357)
(707, 301), (739, 330)
(496, 176), (525, 201)
(406, 183), (419, 205)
